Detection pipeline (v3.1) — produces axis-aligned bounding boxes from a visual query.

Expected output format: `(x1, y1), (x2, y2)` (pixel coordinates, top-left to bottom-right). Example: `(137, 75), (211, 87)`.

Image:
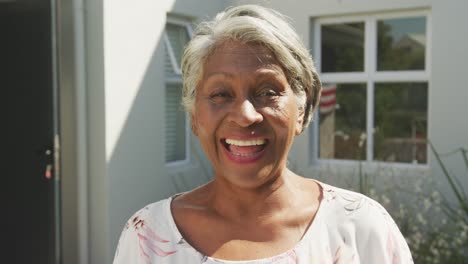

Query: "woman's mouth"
(221, 138), (268, 162)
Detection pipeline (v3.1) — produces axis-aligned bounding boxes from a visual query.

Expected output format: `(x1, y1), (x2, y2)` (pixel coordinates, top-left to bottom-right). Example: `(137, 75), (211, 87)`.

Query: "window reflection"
(377, 17), (426, 71)
(321, 22), (365, 72)
(374, 82), (428, 163)
(319, 83), (367, 160)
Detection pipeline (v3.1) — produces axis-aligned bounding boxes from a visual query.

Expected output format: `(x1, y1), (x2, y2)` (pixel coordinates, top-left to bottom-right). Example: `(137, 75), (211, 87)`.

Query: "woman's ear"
(295, 109), (305, 135)
(191, 113), (198, 136)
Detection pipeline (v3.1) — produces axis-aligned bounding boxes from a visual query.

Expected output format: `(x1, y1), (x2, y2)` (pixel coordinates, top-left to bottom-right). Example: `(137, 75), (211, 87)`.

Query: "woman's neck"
(209, 169), (304, 223)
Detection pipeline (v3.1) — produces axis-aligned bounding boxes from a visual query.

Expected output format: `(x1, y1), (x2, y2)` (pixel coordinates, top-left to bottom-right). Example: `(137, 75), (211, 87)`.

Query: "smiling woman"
(113, 5), (413, 264)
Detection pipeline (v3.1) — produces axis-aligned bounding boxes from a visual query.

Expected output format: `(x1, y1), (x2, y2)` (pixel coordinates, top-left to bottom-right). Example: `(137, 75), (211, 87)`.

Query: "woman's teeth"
(225, 138), (266, 146)
(223, 138), (267, 157)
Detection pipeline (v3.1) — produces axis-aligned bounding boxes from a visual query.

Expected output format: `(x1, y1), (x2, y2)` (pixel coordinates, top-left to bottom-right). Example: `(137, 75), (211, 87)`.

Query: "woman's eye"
(258, 89), (278, 97)
(208, 91), (232, 103)
(211, 91), (230, 98)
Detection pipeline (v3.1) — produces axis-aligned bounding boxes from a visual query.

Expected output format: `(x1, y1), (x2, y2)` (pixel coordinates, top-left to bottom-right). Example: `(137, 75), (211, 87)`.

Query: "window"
(164, 19), (192, 164)
(314, 11), (430, 165)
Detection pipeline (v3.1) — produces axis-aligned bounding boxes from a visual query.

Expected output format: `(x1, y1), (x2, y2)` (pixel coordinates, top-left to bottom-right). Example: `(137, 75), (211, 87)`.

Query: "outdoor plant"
(416, 142), (468, 263)
(365, 144), (468, 264)
(429, 142), (468, 225)
(312, 140), (468, 263)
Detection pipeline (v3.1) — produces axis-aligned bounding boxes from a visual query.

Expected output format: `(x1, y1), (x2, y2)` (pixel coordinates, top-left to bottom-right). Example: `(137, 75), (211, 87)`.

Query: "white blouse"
(113, 181), (413, 264)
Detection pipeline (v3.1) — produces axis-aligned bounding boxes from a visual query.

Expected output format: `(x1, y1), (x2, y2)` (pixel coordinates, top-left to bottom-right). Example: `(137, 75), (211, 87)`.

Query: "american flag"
(319, 84), (337, 115)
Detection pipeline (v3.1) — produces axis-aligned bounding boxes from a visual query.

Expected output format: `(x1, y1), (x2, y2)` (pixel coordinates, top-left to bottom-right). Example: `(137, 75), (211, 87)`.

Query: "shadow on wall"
(106, 0), (219, 255)
(105, 29), (214, 202)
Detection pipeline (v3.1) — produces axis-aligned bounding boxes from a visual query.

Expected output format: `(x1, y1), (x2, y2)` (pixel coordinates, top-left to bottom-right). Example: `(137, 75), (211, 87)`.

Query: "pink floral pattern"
(115, 209), (177, 264)
(134, 216), (177, 262)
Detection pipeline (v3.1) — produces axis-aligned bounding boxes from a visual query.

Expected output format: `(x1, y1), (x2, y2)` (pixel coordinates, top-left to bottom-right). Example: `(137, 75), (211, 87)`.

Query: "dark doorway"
(1, 0), (60, 263)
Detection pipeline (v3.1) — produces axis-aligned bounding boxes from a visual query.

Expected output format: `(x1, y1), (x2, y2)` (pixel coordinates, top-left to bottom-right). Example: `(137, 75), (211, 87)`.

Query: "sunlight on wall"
(104, 0), (176, 160)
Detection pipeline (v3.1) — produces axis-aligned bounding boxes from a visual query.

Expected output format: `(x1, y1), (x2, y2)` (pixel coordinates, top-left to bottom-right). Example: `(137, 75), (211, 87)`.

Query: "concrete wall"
(76, 0), (468, 263)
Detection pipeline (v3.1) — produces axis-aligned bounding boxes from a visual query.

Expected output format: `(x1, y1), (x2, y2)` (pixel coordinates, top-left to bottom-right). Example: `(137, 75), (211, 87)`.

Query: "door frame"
(57, 0), (89, 263)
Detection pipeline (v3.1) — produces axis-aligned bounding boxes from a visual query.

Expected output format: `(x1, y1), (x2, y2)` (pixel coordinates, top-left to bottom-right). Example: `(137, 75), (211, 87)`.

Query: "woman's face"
(192, 41), (304, 189)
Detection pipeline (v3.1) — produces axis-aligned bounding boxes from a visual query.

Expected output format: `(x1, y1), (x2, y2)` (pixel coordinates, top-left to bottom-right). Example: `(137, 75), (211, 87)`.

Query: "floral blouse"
(113, 181), (413, 264)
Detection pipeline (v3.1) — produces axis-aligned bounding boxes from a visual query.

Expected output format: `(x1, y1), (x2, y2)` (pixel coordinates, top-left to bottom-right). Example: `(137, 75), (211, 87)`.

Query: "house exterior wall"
(77, 0), (468, 263)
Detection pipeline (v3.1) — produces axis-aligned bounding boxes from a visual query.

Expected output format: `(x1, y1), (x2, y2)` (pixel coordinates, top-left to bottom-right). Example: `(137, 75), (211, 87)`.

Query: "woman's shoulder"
(122, 198), (173, 229)
(118, 197), (176, 236)
(314, 181), (413, 262)
(113, 197), (184, 263)
(316, 181), (401, 237)
(317, 181), (389, 218)
(311, 181), (412, 262)
(142, 198), (172, 215)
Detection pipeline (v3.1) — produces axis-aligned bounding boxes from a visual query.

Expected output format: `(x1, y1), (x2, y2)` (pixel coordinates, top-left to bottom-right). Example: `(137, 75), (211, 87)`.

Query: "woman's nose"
(228, 99), (263, 127)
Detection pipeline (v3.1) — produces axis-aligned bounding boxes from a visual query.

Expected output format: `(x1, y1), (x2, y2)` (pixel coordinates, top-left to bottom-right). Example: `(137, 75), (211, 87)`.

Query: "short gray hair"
(181, 4), (322, 132)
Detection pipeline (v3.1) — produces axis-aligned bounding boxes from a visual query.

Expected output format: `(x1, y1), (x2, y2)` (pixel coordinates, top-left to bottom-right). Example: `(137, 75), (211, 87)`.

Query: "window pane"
(377, 17), (426, 71)
(165, 83), (186, 162)
(321, 22), (365, 72)
(374, 82), (428, 164)
(165, 23), (190, 74)
(319, 83), (367, 160)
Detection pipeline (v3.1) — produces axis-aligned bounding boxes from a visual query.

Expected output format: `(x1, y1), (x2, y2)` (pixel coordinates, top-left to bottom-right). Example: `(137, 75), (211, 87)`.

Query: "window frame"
(312, 9), (432, 168)
(164, 17), (193, 167)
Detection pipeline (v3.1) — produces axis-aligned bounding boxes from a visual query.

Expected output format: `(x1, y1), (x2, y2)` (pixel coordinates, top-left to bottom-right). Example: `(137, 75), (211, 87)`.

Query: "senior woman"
(114, 5), (412, 264)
